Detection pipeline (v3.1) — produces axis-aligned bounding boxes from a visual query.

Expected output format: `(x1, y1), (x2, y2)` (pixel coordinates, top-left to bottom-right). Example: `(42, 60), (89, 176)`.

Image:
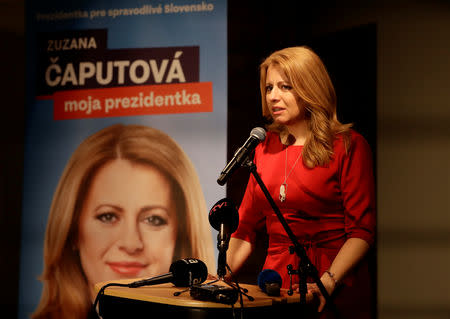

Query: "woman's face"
(265, 64), (304, 126)
(77, 159), (178, 294)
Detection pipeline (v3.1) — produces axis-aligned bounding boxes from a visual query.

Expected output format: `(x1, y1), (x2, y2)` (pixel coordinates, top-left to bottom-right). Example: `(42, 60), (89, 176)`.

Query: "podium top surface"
(94, 279), (309, 309)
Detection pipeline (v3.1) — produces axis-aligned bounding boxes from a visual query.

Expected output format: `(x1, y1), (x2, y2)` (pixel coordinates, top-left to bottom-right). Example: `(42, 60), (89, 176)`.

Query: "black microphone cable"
(224, 263), (256, 319)
(92, 282), (130, 318)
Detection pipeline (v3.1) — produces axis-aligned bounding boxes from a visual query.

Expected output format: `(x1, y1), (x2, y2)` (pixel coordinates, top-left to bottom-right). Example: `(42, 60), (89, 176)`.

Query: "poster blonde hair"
(32, 124), (215, 319)
(260, 46), (352, 168)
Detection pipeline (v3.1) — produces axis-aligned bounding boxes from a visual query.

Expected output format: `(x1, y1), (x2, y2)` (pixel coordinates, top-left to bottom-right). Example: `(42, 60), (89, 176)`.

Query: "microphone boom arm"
(217, 127), (266, 186)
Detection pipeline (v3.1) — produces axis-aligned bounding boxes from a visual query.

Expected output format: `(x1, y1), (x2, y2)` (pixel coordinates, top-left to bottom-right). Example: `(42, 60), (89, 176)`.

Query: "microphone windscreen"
(208, 198), (239, 233)
(169, 258), (208, 287)
(250, 127), (266, 141)
(257, 269), (282, 295)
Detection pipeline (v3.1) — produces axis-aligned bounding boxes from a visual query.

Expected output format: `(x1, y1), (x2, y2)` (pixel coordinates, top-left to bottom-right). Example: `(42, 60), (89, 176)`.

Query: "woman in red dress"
(227, 46), (376, 318)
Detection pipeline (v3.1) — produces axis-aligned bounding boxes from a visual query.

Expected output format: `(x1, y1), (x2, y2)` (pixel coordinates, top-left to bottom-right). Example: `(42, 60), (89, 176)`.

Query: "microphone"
(128, 258), (208, 288)
(209, 198), (239, 278)
(209, 198), (239, 252)
(217, 127), (266, 185)
(257, 269), (282, 296)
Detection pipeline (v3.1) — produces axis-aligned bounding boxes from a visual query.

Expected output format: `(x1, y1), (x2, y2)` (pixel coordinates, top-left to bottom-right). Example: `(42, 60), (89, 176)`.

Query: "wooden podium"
(95, 279), (310, 319)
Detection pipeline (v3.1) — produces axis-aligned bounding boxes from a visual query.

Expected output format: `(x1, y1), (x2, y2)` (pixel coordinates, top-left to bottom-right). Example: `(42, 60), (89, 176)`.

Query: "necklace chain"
(279, 146), (302, 202)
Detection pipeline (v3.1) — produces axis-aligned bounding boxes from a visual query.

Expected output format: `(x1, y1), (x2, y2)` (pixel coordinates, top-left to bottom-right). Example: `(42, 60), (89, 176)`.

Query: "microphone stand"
(243, 160), (339, 316)
(213, 231), (254, 302)
(217, 222), (230, 279)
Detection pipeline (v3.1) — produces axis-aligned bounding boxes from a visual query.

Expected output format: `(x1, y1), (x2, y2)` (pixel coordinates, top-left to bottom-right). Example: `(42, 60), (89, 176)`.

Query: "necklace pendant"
(279, 183), (287, 202)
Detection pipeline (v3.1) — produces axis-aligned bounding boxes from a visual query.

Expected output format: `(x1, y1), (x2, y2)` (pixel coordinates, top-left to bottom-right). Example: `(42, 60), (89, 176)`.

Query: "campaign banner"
(20, 1), (227, 318)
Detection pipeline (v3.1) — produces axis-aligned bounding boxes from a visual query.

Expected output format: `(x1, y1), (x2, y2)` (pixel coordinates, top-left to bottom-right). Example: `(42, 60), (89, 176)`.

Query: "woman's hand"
(292, 273), (336, 312)
(303, 238), (370, 312)
(307, 273), (336, 312)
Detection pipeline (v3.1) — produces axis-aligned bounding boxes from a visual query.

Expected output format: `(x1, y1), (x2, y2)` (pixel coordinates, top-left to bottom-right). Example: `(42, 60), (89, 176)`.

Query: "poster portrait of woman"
(32, 123), (216, 319)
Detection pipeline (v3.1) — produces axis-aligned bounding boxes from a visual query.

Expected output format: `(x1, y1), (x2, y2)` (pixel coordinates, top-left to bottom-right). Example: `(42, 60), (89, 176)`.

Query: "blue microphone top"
(257, 269), (282, 293)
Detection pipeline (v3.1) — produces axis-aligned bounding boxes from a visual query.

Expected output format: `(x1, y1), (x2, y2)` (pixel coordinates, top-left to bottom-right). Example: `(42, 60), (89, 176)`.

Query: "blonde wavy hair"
(260, 46), (352, 168)
(32, 124), (215, 319)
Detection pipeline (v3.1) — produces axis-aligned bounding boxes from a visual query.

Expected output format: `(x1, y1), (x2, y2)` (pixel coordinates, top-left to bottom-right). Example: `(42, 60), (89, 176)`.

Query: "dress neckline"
(276, 131), (305, 148)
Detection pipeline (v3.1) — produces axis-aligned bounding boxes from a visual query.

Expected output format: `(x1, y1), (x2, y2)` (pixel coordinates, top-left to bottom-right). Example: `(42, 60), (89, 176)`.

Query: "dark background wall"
(1, 1), (449, 318)
(1, 1), (25, 318)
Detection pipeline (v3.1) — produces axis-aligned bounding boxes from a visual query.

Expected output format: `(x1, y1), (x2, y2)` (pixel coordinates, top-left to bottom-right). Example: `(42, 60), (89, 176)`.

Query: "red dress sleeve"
(339, 132), (376, 246)
(231, 148), (266, 245)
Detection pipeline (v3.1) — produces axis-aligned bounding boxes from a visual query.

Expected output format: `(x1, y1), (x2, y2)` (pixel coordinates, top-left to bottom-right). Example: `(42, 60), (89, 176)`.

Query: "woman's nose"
(118, 222), (144, 254)
(268, 87), (280, 100)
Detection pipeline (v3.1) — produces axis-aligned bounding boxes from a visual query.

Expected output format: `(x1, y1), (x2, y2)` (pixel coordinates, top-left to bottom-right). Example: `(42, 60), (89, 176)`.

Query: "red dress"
(231, 130), (376, 318)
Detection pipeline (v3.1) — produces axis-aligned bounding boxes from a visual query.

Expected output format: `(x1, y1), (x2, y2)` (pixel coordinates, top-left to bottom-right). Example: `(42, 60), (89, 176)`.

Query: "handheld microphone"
(128, 258), (208, 288)
(217, 127), (266, 185)
(257, 269), (282, 296)
(209, 198), (239, 278)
